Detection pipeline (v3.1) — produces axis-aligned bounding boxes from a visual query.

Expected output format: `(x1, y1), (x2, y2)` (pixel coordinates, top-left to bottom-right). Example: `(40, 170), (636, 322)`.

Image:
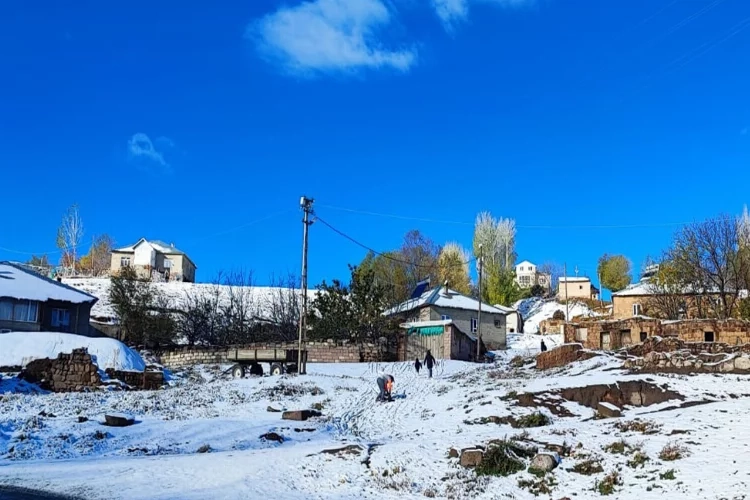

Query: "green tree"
(598, 254), (632, 293)
(484, 265), (527, 307)
(437, 242), (471, 294)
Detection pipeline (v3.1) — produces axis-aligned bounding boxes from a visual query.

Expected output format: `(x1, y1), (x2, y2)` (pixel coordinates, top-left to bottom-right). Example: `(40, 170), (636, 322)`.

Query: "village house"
(385, 284), (508, 351)
(514, 260), (551, 292)
(0, 261), (98, 335)
(110, 238), (197, 283)
(558, 277), (599, 300)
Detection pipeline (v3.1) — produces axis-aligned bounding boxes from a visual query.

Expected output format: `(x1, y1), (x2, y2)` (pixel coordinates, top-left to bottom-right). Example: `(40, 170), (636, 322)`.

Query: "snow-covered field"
(2, 333), (750, 499)
(515, 297), (602, 333)
(63, 278), (315, 322)
(0, 332), (144, 371)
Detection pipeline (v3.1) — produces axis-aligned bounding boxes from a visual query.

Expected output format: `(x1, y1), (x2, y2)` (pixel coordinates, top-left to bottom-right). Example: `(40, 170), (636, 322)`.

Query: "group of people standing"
(376, 350), (437, 403)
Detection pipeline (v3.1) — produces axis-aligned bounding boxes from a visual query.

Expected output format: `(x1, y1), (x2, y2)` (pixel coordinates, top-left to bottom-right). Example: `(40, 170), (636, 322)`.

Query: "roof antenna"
(574, 266), (579, 277)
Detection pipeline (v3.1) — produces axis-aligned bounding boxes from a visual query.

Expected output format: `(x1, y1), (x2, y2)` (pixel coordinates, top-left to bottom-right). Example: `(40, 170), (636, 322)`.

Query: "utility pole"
(476, 244), (483, 360)
(564, 262), (569, 323)
(297, 196), (314, 375)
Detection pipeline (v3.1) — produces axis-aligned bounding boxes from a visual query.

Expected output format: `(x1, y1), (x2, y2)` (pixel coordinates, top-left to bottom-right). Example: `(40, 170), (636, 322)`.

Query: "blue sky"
(1, 0), (748, 288)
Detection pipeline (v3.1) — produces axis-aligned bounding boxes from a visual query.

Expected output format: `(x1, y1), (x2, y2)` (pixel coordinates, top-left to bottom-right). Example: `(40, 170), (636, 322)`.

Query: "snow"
(0, 331), (145, 371)
(599, 401), (620, 411)
(513, 297), (602, 333)
(62, 277), (316, 322)
(0, 263), (96, 304)
(384, 287), (506, 316)
(3, 350), (750, 498)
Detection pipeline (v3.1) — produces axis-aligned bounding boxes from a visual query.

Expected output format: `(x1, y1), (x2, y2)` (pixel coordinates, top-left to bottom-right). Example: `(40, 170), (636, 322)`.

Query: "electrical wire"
(315, 216), (476, 270)
(318, 204), (737, 230)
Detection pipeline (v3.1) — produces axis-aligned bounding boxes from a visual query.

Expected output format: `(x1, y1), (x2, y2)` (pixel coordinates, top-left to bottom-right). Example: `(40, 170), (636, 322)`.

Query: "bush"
(627, 451), (649, 469)
(569, 459), (604, 476)
(603, 439), (629, 455)
(595, 471), (622, 495)
(515, 412), (551, 428)
(475, 441), (529, 477)
(659, 442), (688, 461)
(614, 420), (661, 435)
(530, 284), (546, 297)
(552, 310), (566, 321)
(659, 469), (676, 480)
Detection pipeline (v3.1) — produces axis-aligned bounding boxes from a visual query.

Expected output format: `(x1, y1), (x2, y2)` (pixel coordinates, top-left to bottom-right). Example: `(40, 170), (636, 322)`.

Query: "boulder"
(597, 402), (622, 418)
(103, 413), (135, 427)
(734, 356), (750, 371)
(260, 432), (284, 443)
(459, 448), (484, 468)
(267, 406), (282, 413)
(448, 448), (459, 458)
(282, 410), (322, 421)
(530, 453), (559, 473)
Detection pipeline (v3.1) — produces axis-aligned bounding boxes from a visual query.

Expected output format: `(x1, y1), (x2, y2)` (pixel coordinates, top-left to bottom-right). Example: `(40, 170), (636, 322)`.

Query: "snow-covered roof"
(515, 260), (535, 268)
(399, 320), (453, 328)
(384, 286), (506, 316)
(559, 277), (590, 283)
(0, 262), (98, 305)
(612, 281), (749, 298)
(115, 238), (188, 256)
(493, 304), (518, 314)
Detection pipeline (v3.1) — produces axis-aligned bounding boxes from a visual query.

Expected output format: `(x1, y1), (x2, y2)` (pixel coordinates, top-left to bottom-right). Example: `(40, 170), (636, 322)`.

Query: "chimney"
(443, 280), (449, 295)
(170, 242), (175, 248)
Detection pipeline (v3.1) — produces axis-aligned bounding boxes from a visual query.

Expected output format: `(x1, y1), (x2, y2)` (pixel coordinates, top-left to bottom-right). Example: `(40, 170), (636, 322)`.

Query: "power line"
(318, 204), (738, 230)
(315, 216), (476, 270)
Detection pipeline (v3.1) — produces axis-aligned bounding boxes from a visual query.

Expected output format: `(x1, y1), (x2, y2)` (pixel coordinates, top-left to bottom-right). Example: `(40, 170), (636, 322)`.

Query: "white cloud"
(250, 0), (417, 75)
(128, 133), (171, 172)
(433, 0), (534, 29)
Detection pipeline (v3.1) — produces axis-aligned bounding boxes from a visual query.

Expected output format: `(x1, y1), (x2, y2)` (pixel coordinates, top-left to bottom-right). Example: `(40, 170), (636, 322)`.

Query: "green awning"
(407, 326), (445, 336)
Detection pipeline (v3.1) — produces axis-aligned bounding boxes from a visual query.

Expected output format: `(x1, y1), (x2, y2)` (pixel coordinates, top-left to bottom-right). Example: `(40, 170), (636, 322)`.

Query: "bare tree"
(56, 204), (84, 275)
(262, 273), (301, 341)
(538, 262), (563, 294)
(666, 214), (750, 319)
(644, 262), (687, 320)
(220, 269), (258, 344)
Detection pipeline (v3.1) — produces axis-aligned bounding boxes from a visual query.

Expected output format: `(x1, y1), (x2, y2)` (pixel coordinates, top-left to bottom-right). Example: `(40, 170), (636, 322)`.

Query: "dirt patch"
(559, 381), (683, 410)
(515, 393), (575, 417)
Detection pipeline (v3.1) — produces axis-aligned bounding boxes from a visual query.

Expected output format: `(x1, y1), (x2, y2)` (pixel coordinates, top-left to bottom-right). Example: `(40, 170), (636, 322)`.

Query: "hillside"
(514, 297), (603, 333)
(63, 278), (315, 323)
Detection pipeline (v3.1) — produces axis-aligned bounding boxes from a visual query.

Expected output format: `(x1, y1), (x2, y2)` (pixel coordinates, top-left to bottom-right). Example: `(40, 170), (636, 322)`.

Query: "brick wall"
(156, 342), (395, 369)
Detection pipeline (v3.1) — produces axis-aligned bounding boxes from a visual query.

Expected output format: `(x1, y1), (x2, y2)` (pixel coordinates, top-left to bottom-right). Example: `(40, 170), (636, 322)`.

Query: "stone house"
(558, 277), (599, 300)
(397, 320), (482, 361)
(110, 238), (197, 283)
(385, 285), (508, 350)
(514, 261), (551, 292)
(563, 317), (750, 350)
(0, 261), (98, 335)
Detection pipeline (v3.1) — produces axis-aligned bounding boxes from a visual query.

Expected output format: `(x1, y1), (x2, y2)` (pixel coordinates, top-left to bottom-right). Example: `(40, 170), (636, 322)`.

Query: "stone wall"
(626, 350), (750, 374)
(156, 341), (395, 369)
(19, 348), (101, 392)
(563, 318), (750, 350)
(536, 343), (598, 370)
(105, 368), (164, 390)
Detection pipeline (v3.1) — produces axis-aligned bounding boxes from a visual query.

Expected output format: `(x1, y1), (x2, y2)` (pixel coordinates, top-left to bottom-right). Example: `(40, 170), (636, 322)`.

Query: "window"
(121, 257), (131, 267)
(164, 259), (172, 269)
(470, 318), (478, 333)
(0, 300), (12, 321)
(640, 332), (648, 342)
(579, 285), (583, 290)
(633, 304), (642, 316)
(441, 314), (451, 321)
(520, 276), (531, 286)
(494, 319), (503, 328)
(51, 309), (71, 328)
(575, 328), (588, 342)
(704, 331), (715, 342)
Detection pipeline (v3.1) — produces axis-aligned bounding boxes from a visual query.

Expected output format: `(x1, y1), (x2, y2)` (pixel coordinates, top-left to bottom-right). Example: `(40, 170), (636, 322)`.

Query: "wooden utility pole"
(564, 262), (569, 323)
(476, 244), (484, 360)
(297, 196), (314, 375)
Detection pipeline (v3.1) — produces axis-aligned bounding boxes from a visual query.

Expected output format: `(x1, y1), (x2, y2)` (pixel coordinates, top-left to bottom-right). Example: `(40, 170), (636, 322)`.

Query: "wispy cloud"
(249, 0), (417, 75)
(433, 0), (534, 30)
(128, 133), (172, 173)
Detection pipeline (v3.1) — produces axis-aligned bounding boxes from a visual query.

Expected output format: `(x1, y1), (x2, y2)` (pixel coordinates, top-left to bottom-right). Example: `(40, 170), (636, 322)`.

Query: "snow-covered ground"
(63, 277), (315, 322)
(515, 297), (602, 333)
(3, 349), (750, 499)
(0, 332), (145, 371)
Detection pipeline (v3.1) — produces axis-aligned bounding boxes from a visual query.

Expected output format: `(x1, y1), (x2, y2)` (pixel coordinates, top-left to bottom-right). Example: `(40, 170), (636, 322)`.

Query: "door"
(600, 332), (611, 350)
(406, 331), (444, 361)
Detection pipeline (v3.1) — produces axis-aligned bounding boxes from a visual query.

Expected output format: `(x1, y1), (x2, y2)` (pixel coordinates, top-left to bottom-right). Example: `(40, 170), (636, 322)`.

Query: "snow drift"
(0, 332), (145, 371)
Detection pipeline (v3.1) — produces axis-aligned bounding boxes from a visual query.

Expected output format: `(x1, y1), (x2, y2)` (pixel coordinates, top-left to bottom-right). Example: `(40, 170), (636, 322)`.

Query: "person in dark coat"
(424, 350), (436, 378)
(414, 358), (422, 374)
(540, 339), (548, 352)
(376, 374), (395, 402)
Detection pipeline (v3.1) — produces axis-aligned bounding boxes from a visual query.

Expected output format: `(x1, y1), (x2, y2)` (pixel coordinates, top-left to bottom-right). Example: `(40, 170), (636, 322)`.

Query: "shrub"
(569, 459), (604, 476)
(659, 442), (688, 461)
(627, 451), (650, 469)
(659, 469), (676, 480)
(515, 412), (551, 428)
(595, 471), (622, 495)
(552, 310), (566, 321)
(614, 420), (662, 435)
(518, 475), (557, 495)
(475, 441), (527, 477)
(603, 440), (629, 455)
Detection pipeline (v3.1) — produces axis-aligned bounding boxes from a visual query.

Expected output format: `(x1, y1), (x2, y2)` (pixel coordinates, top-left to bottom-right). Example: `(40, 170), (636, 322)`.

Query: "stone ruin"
(18, 348), (164, 392)
(623, 336), (750, 374)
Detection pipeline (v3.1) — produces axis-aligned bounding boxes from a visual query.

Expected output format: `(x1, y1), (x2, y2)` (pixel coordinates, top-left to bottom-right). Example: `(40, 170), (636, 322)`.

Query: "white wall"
(133, 242), (156, 267)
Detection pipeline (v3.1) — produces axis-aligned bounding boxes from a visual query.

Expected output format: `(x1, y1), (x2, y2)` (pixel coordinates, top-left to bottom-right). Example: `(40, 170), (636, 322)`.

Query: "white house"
(514, 260), (551, 291)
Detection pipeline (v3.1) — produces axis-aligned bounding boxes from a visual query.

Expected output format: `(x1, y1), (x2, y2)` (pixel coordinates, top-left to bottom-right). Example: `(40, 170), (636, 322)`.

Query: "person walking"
(414, 358), (422, 374)
(540, 339), (548, 352)
(424, 350), (436, 378)
(376, 374), (395, 402)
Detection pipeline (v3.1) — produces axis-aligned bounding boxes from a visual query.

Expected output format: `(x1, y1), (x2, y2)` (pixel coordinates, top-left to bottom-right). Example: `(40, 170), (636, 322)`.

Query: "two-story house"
(514, 260), (551, 291)
(110, 238), (197, 283)
(558, 277), (600, 300)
